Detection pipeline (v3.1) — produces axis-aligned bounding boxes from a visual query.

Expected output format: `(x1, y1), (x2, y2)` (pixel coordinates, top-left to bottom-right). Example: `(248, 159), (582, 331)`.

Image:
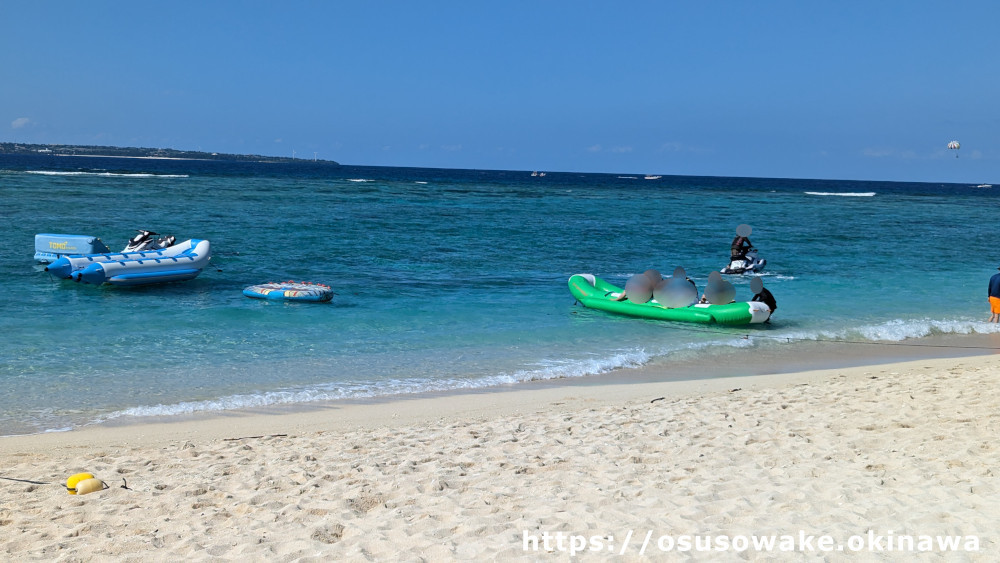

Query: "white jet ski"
(721, 248), (766, 275)
(123, 229), (176, 252)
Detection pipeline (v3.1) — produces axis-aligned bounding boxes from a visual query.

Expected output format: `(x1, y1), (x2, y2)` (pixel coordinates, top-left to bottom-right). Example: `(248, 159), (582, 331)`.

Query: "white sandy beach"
(1, 355), (998, 561)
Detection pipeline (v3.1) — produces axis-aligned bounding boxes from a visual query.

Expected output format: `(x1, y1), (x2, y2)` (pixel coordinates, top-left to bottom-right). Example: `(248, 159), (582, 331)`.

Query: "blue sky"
(3, 1), (998, 183)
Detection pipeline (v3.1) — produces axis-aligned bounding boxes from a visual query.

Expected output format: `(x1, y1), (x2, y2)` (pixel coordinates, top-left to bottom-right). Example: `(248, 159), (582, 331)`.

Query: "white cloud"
(657, 142), (713, 155)
(862, 147), (893, 158)
(862, 147), (918, 159)
(11, 117), (30, 129)
(586, 145), (634, 153)
(441, 144), (462, 152)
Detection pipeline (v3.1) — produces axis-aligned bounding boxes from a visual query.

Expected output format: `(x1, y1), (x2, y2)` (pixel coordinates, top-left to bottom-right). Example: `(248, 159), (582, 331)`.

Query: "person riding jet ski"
(730, 231), (753, 262)
(721, 224), (766, 274)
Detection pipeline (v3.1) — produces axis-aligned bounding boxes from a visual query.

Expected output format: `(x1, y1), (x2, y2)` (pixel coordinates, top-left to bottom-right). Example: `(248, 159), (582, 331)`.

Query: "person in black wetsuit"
(731, 233), (753, 262)
(750, 277), (776, 321)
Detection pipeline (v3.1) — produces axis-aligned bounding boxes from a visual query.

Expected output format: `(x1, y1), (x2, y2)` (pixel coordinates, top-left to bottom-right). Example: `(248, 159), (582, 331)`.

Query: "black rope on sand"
(223, 434), (289, 441)
(1, 476), (51, 485)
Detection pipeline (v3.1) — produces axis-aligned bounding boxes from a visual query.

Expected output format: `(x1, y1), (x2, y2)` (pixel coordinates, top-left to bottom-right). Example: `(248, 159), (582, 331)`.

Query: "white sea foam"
(775, 317), (1000, 344)
(804, 191), (875, 197)
(754, 272), (795, 280)
(79, 318), (1000, 429)
(347, 178), (372, 182)
(504, 349), (652, 382)
(94, 350), (657, 424)
(26, 170), (188, 178)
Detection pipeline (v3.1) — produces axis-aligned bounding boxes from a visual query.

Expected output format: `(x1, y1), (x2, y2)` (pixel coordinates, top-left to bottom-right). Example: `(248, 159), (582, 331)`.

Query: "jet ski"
(123, 229), (176, 252)
(721, 248), (766, 275)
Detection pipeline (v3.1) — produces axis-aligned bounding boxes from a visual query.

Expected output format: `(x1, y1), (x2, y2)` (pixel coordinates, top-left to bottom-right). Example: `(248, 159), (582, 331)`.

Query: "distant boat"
(975, 184), (992, 188)
(531, 171), (538, 177)
(531, 171), (546, 177)
(644, 175), (662, 180)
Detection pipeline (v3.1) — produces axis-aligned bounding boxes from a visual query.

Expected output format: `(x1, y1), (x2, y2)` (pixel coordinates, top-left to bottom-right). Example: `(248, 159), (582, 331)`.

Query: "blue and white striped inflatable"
(243, 281), (334, 302)
(44, 239), (212, 286)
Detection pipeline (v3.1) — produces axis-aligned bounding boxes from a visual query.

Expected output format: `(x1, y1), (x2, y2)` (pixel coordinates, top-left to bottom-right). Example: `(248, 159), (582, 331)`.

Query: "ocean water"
(2, 154), (998, 436)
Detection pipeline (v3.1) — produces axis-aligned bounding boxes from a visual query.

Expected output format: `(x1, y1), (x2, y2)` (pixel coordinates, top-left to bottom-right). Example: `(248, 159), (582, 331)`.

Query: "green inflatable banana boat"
(568, 273), (771, 325)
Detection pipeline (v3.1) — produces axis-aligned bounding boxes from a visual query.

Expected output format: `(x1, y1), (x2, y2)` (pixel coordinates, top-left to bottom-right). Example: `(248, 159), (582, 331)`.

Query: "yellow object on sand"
(65, 472), (94, 495)
(74, 478), (107, 495)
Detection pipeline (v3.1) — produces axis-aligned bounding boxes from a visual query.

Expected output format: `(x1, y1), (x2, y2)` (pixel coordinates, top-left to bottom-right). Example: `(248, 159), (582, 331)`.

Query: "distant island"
(0, 142), (338, 165)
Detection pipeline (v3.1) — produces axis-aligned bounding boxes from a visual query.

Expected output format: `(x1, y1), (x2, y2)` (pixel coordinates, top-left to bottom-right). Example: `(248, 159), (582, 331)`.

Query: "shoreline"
(54, 153), (213, 161)
(2, 328), (998, 450)
(2, 331), (998, 443)
(3, 349), (994, 453)
(47, 153), (328, 164)
(2, 353), (998, 558)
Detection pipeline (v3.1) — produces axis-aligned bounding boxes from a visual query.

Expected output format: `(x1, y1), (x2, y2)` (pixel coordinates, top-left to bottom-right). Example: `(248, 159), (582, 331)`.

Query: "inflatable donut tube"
(243, 281), (333, 302)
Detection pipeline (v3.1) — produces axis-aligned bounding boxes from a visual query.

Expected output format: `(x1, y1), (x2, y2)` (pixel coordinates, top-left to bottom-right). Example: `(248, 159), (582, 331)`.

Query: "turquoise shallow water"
(2, 154), (999, 435)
